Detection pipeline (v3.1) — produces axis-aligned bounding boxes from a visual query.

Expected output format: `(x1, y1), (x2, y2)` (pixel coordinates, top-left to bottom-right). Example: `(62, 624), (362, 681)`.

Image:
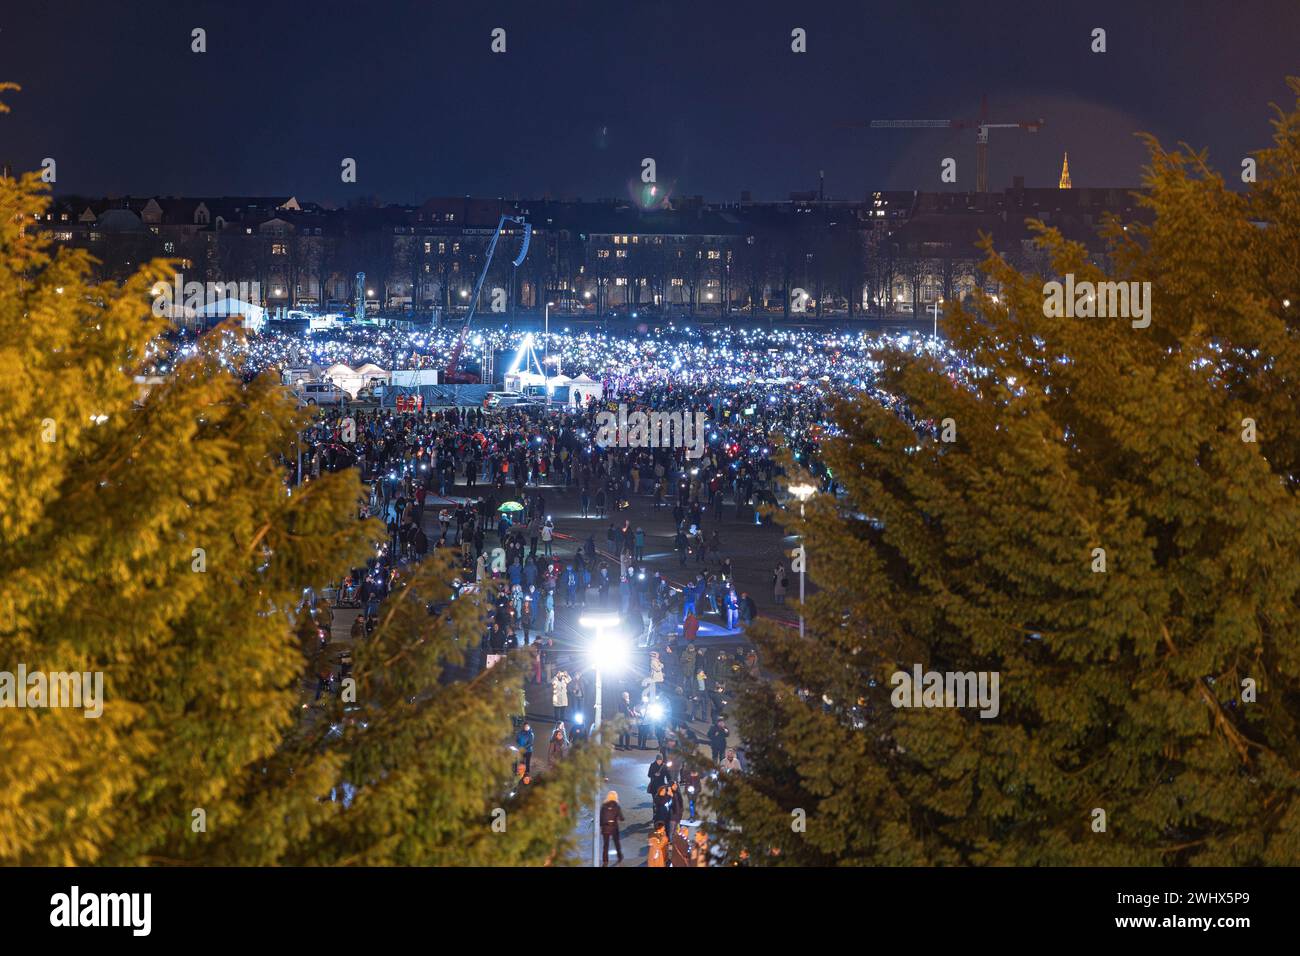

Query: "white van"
(294, 381), (350, 406)
(484, 391), (526, 408)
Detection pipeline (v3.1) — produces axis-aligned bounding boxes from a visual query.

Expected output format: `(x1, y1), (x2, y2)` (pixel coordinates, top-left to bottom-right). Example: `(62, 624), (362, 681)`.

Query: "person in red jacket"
(682, 611), (700, 643)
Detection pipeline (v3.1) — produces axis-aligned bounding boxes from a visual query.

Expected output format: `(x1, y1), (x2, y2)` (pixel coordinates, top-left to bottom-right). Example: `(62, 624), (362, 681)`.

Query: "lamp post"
(581, 613), (626, 867)
(929, 298), (944, 341)
(544, 301), (554, 401)
(788, 483), (816, 638)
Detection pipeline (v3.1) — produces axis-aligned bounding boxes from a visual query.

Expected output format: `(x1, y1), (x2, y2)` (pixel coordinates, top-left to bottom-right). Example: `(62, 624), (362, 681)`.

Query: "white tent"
(503, 370), (572, 395)
(325, 363), (390, 397)
(567, 374), (603, 408)
(196, 297), (266, 332)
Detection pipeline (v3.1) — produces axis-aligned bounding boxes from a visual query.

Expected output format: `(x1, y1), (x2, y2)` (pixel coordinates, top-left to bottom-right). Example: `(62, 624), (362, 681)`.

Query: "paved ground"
(302, 458), (803, 863)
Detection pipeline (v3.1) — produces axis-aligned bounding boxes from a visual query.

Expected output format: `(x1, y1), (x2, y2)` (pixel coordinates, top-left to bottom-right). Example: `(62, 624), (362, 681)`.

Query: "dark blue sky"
(3, 0), (1297, 202)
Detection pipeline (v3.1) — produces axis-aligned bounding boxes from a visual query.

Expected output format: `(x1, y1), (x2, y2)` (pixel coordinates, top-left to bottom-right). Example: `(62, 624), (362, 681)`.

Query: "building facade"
(36, 183), (1150, 321)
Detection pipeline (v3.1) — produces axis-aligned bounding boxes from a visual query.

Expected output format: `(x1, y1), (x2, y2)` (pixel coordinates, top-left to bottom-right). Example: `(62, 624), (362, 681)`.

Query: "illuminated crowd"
(270, 320), (964, 865)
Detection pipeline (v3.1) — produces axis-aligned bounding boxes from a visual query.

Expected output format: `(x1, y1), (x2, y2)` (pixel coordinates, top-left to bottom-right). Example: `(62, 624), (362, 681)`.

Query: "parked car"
(294, 381), (350, 406)
(484, 391), (526, 408)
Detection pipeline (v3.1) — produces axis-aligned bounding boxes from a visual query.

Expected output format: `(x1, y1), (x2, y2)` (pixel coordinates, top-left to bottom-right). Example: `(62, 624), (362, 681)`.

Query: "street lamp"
(544, 301), (555, 397)
(930, 298), (943, 341)
(788, 483), (816, 638)
(581, 613), (627, 867)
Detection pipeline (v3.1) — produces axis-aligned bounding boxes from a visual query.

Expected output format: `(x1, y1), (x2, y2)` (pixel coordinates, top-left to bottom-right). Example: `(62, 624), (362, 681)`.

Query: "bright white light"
(581, 614), (627, 673)
(788, 483), (816, 502)
(646, 702), (665, 720)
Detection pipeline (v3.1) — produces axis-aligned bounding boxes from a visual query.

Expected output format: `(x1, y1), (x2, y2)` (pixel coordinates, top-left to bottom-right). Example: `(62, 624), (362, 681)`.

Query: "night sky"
(3, 0), (1298, 203)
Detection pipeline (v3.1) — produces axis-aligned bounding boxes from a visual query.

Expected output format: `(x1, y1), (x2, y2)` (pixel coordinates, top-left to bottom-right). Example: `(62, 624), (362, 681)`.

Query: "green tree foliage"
(0, 101), (598, 864)
(713, 80), (1300, 866)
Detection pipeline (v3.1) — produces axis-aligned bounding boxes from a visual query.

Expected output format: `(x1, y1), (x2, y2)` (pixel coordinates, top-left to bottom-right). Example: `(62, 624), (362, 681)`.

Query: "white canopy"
(197, 297), (266, 332)
(324, 363), (390, 397)
(565, 374), (603, 407)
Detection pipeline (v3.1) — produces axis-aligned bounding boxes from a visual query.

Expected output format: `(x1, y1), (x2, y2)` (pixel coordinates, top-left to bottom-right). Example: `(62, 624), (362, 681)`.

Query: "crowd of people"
(227, 320), (960, 863)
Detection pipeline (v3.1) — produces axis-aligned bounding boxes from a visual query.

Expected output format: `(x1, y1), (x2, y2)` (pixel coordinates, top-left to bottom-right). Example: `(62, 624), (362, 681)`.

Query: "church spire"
(1059, 152), (1072, 189)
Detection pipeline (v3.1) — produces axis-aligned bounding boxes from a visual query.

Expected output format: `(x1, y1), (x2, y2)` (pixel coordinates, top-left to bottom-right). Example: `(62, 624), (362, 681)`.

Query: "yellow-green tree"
(0, 88), (598, 864)
(713, 80), (1300, 865)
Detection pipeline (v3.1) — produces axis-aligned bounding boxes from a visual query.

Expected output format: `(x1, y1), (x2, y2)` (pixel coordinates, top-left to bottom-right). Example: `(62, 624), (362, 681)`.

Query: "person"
(551, 669), (571, 722)
(681, 764), (702, 820)
(709, 681), (727, 722)
(708, 717), (728, 763)
(722, 587), (743, 632)
(690, 668), (708, 721)
(564, 564), (577, 607)
(634, 526), (645, 561)
(652, 785), (674, 831)
(599, 791), (625, 866)
(516, 722), (535, 775)
(541, 517), (554, 557)
(739, 591), (756, 625)
(773, 565), (788, 605)
(689, 829), (709, 867)
(720, 747), (743, 773)
(617, 691), (635, 750)
(647, 753), (672, 795)
(548, 723), (569, 762)
(530, 641), (543, 684)
(647, 821), (669, 868)
(668, 781), (684, 830)
(682, 610), (700, 644)
(635, 693), (651, 750)
(680, 642), (697, 680)
(647, 650), (664, 690)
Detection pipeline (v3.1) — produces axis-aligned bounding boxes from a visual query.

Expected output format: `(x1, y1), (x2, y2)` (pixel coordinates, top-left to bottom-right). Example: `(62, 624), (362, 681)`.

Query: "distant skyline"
(3, 0), (1298, 202)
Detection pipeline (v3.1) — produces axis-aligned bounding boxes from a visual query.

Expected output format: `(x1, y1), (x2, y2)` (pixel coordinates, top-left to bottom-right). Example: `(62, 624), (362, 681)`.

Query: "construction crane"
(443, 214), (532, 384)
(848, 95), (1044, 193)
